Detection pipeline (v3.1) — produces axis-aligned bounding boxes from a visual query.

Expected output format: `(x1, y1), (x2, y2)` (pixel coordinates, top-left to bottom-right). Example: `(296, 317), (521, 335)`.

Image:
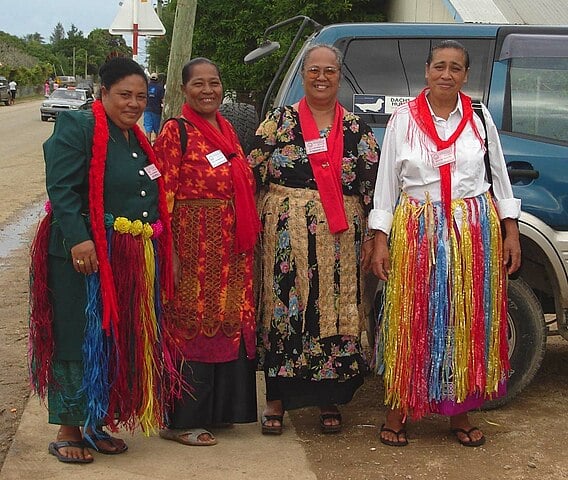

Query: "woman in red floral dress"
(153, 58), (261, 446)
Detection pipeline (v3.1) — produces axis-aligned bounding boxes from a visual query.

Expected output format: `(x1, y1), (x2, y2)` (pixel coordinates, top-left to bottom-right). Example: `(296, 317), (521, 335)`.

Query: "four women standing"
(32, 39), (522, 459)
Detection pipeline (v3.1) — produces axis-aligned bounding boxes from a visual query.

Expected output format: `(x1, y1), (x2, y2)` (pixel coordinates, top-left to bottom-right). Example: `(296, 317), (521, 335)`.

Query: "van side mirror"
(244, 41), (280, 64)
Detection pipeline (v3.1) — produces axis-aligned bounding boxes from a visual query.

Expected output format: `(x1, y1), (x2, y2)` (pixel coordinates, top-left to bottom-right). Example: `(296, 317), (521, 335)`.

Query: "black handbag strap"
(161, 117), (193, 156)
(472, 102), (493, 193)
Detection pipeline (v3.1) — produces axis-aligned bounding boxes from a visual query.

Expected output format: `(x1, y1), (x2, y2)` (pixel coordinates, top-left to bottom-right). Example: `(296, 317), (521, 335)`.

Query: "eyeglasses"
(305, 66), (340, 78)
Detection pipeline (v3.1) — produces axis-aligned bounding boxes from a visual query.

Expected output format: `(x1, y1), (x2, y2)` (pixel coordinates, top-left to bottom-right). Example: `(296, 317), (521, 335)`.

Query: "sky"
(0, 0), (124, 41)
(0, 0), (163, 64)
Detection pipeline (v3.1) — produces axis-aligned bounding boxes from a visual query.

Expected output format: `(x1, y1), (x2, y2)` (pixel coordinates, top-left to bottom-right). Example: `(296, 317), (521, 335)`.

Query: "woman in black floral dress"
(248, 44), (379, 435)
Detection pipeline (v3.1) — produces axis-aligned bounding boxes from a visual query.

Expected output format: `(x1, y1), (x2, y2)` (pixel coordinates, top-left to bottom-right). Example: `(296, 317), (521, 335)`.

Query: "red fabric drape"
(90, 100), (173, 333)
(408, 88), (478, 228)
(297, 97), (348, 234)
(182, 103), (261, 253)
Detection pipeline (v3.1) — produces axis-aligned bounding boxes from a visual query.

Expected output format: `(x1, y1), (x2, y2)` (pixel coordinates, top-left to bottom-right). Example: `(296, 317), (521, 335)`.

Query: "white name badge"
(144, 164), (162, 180)
(431, 146), (455, 167)
(305, 138), (328, 155)
(206, 149), (228, 168)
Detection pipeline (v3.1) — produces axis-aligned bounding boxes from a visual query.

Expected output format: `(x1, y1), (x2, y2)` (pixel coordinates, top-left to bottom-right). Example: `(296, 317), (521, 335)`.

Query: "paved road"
(0, 99), (53, 225)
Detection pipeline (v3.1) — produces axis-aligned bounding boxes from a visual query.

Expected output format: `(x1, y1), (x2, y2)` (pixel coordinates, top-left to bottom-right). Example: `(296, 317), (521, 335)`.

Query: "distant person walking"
(44, 80), (51, 97)
(144, 72), (164, 143)
(8, 80), (17, 105)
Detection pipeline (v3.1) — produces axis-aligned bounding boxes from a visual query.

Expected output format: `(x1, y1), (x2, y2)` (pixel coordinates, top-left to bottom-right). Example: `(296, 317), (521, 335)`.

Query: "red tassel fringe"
(28, 211), (54, 399)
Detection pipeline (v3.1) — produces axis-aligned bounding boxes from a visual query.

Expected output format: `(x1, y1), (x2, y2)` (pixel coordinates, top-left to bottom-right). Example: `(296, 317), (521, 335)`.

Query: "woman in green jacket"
(29, 57), (180, 464)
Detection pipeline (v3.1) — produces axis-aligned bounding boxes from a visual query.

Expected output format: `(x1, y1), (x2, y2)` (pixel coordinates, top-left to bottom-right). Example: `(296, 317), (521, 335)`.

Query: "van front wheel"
(483, 277), (546, 409)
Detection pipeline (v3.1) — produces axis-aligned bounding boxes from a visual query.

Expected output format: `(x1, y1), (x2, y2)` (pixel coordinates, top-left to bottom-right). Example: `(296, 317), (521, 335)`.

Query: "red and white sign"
(109, 0), (166, 55)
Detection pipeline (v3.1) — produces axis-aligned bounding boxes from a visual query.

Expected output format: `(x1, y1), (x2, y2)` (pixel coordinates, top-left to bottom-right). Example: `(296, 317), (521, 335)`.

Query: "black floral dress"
(248, 105), (379, 409)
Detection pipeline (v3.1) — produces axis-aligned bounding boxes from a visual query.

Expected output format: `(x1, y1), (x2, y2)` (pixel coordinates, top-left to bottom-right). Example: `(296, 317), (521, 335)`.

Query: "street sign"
(109, 0), (166, 56)
(109, 0), (166, 35)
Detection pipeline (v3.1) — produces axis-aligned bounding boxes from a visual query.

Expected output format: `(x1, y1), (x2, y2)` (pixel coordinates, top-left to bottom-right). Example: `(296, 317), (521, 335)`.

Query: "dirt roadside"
(0, 99), (52, 469)
(1, 100), (568, 479)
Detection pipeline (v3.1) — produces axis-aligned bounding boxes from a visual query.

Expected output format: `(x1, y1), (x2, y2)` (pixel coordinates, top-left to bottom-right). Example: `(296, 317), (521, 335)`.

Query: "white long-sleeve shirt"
(368, 95), (521, 234)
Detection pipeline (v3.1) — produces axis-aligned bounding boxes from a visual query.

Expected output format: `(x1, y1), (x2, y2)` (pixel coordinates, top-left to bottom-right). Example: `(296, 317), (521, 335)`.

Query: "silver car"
(40, 88), (93, 121)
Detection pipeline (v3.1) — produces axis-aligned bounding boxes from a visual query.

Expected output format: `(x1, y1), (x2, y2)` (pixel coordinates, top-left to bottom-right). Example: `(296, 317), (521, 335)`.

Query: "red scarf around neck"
(182, 103), (261, 253)
(408, 88), (477, 229)
(90, 100), (174, 334)
(298, 97), (348, 234)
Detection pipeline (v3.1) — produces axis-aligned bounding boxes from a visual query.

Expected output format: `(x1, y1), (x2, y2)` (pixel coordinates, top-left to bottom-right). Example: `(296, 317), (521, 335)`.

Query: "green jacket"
(44, 109), (160, 258)
(43, 109), (161, 359)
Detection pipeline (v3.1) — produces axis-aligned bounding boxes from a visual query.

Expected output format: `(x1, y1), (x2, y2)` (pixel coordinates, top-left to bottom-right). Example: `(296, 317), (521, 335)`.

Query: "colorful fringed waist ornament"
(81, 214), (169, 433)
(30, 211), (184, 434)
(375, 191), (509, 419)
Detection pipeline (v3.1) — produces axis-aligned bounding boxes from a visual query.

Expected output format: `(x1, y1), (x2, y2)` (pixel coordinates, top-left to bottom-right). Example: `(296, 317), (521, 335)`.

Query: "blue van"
(248, 21), (568, 407)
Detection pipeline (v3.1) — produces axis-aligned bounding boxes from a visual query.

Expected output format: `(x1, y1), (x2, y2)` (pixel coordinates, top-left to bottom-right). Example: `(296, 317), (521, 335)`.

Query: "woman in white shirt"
(369, 40), (521, 448)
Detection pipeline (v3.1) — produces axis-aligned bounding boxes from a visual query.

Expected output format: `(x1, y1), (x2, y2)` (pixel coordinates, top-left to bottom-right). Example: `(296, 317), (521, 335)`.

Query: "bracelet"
(363, 233), (375, 242)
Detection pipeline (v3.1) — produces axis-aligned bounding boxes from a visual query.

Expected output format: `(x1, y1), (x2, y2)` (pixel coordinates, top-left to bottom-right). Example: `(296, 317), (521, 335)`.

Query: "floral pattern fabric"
(249, 106), (379, 214)
(249, 106), (379, 382)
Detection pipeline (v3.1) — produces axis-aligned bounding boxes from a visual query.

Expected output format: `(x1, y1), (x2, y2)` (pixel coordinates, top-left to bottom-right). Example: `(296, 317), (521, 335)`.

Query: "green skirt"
(48, 360), (88, 426)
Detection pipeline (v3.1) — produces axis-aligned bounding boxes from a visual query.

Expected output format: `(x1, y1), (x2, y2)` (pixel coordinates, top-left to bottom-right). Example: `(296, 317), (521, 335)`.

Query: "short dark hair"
(181, 57), (221, 85)
(427, 40), (470, 70)
(99, 57), (147, 90)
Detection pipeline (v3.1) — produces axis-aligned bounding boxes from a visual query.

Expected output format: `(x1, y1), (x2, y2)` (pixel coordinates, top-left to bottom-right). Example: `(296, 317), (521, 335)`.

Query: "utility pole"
(162, 0), (197, 121)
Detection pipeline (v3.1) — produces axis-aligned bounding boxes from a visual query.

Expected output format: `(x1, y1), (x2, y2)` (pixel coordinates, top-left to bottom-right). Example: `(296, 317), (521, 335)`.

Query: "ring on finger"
(75, 259), (85, 265)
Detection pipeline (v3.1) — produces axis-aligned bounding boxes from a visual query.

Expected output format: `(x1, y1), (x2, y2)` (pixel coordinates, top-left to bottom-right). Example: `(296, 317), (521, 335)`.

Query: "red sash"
(182, 103), (261, 253)
(298, 97), (348, 234)
(408, 88), (477, 228)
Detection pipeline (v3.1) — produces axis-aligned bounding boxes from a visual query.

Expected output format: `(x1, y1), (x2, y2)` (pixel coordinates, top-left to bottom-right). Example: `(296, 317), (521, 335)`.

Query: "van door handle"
(507, 166), (539, 180)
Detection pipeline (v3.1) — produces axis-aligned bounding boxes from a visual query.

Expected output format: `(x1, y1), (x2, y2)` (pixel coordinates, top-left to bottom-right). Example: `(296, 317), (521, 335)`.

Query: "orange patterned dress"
(153, 118), (256, 363)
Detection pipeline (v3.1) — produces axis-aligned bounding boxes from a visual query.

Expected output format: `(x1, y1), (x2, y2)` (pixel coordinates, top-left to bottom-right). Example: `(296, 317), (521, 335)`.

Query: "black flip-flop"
(261, 414), (284, 435)
(319, 413), (342, 434)
(48, 440), (94, 464)
(379, 423), (409, 447)
(450, 427), (486, 447)
(83, 428), (128, 454)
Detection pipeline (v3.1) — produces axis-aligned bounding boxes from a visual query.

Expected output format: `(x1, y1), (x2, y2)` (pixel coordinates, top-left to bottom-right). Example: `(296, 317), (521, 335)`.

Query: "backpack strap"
(472, 102), (493, 192)
(161, 117), (193, 156)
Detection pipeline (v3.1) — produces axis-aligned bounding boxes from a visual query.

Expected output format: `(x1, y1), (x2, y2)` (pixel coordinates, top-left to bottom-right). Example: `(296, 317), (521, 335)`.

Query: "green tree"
(22, 32), (45, 44)
(87, 29), (132, 74)
(66, 24), (84, 42)
(50, 23), (66, 44)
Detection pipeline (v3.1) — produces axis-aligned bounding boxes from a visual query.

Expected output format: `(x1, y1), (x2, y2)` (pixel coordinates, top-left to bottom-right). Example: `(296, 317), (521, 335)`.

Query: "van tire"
(483, 277), (547, 409)
(219, 103), (259, 154)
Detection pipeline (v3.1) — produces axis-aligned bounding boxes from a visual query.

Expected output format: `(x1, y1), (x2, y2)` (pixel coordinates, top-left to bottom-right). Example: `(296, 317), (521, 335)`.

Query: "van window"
(508, 57), (568, 143)
(339, 37), (493, 126)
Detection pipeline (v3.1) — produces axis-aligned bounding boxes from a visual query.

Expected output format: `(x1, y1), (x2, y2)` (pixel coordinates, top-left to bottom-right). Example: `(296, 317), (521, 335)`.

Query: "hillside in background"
(0, 32), (39, 68)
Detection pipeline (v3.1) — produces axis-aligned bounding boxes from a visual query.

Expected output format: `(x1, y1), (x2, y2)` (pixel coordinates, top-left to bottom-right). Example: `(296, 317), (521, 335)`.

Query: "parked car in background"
(40, 88), (93, 121)
(0, 76), (10, 105)
(76, 81), (94, 98)
(55, 75), (76, 88)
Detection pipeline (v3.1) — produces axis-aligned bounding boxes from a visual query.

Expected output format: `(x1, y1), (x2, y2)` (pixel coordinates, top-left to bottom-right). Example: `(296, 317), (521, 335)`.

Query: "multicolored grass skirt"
(375, 192), (509, 419)
(30, 213), (182, 434)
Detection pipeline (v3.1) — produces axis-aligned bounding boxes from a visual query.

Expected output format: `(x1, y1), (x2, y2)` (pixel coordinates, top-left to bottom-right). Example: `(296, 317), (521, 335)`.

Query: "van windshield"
(339, 37), (493, 126)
